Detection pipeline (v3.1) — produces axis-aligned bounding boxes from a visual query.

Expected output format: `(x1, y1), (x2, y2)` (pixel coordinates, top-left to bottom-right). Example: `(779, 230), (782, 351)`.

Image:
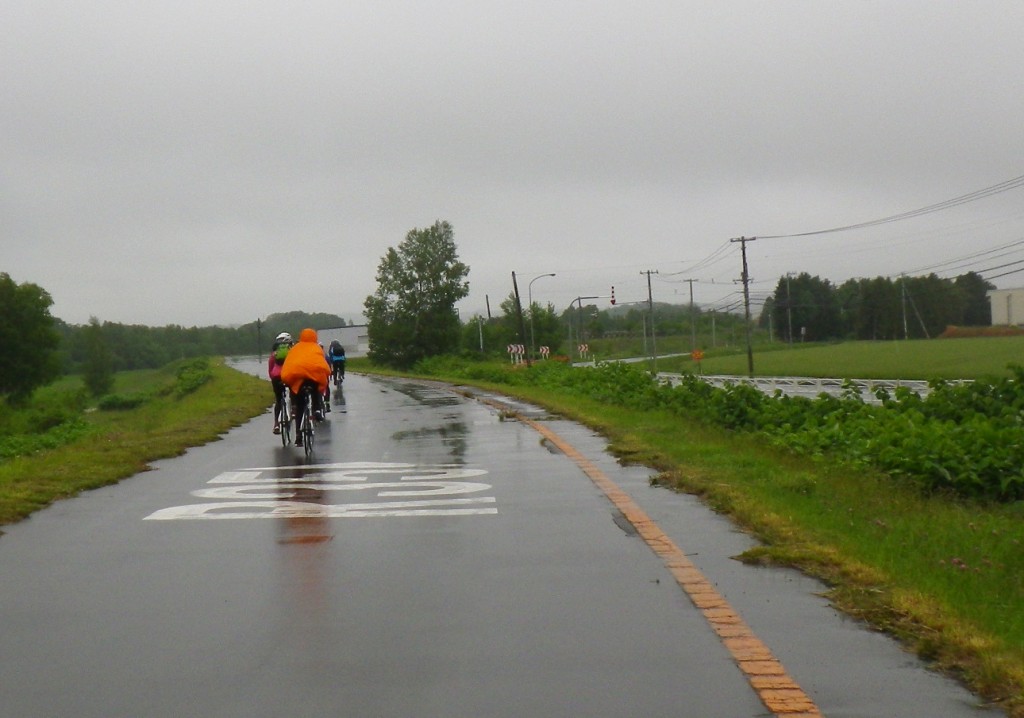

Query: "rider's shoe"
(272, 422), (281, 435)
(325, 402), (331, 412)
(314, 410), (324, 421)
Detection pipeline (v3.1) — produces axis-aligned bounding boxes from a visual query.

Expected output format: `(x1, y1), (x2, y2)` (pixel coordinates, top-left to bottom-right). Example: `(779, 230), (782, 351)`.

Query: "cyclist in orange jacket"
(280, 328), (331, 444)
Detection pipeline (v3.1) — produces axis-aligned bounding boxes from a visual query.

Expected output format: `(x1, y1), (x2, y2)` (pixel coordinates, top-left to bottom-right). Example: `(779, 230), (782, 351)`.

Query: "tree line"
(363, 222), (1001, 369)
(2, 220), (1002, 401)
(759, 271), (993, 342)
(54, 311), (352, 375)
(0, 271), (354, 403)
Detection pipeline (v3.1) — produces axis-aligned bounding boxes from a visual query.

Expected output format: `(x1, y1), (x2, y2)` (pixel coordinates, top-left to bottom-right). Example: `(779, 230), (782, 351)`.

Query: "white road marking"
(144, 462), (498, 521)
(206, 466), (488, 484)
(191, 481), (493, 500)
(145, 497), (498, 520)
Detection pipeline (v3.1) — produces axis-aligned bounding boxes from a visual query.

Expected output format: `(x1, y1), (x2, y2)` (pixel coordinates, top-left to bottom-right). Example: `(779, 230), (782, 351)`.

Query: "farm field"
(655, 335), (1024, 380)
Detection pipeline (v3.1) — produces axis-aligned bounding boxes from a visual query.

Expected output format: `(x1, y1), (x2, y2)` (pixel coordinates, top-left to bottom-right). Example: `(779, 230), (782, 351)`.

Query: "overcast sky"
(4, 1), (1024, 327)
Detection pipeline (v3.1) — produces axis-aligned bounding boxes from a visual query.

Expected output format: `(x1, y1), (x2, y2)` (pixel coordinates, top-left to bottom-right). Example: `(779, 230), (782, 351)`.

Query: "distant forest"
(56, 270), (996, 374)
(58, 311), (354, 373)
(758, 271), (993, 341)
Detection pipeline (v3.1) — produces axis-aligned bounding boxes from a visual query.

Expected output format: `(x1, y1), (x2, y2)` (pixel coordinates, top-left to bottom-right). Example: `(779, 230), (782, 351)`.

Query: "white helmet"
(275, 332), (292, 343)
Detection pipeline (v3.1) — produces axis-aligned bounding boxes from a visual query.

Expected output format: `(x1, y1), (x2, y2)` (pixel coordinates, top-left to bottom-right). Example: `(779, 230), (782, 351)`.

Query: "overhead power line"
(903, 237), (1024, 276)
(676, 240), (735, 275)
(979, 259), (1024, 281)
(758, 172), (1024, 240)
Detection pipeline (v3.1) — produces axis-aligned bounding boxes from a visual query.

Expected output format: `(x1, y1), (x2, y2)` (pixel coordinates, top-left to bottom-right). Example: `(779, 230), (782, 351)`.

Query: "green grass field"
(653, 336), (1024, 380)
(0, 358), (270, 527)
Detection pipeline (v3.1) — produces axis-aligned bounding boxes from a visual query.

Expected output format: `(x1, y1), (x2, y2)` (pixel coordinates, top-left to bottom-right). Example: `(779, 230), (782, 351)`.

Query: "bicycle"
(296, 384), (317, 457)
(277, 390), (292, 447)
(273, 382), (291, 446)
(332, 362), (345, 390)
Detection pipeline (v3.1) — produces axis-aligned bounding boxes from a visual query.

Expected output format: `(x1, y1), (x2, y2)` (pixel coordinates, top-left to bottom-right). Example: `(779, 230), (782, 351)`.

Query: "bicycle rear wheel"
(280, 402), (291, 446)
(276, 394), (291, 446)
(302, 390), (315, 456)
(302, 411), (314, 456)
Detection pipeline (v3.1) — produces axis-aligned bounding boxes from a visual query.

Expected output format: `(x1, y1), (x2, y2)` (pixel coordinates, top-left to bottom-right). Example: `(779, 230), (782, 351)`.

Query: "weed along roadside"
(0, 357), (270, 529)
(351, 355), (1024, 717)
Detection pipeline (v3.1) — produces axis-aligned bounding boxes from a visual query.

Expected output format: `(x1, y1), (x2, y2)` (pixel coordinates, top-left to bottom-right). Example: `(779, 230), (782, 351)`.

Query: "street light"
(528, 273), (556, 358)
(573, 295), (599, 362)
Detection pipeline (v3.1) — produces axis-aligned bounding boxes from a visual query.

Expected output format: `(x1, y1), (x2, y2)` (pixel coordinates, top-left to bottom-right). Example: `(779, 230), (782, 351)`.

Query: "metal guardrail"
(576, 355), (973, 403)
(656, 373), (971, 403)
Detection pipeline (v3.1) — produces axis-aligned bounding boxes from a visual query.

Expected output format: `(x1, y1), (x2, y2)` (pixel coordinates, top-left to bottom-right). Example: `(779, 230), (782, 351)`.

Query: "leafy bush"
(167, 358), (213, 397)
(417, 359), (1024, 502)
(25, 392), (90, 433)
(0, 418), (91, 459)
(97, 393), (149, 411)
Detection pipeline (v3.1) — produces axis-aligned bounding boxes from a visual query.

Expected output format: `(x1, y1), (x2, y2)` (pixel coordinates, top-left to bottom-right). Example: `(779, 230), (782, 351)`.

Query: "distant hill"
(239, 311), (353, 343)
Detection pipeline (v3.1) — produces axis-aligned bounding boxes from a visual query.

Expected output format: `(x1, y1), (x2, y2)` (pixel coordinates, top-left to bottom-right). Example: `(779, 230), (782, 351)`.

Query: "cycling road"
(0, 361), (1003, 717)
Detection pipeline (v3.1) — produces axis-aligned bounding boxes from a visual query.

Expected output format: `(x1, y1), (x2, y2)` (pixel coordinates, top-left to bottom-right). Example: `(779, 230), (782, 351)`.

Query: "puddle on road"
(391, 422), (468, 460)
(611, 509), (638, 537)
(277, 471), (333, 545)
(385, 379), (463, 407)
(540, 437), (563, 455)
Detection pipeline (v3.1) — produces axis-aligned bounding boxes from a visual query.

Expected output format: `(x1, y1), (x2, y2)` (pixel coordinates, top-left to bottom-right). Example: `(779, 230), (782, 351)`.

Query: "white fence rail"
(656, 373), (970, 403)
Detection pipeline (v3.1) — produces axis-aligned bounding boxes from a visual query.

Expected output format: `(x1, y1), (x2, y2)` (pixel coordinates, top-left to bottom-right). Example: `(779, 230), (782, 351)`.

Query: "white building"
(315, 325), (370, 357)
(987, 288), (1024, 326)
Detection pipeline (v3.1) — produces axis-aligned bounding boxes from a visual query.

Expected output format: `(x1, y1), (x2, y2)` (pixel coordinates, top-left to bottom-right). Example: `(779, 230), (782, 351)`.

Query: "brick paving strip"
(519, 414), (824, 718)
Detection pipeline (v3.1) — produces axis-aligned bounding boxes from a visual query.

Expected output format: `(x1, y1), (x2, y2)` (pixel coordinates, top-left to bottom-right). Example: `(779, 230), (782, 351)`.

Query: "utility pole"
(900, 276), (909, 340)
(683, 278), (697, 352)
(641, 269), (659, 373)
(786, 273), (794, 346)
(731, 236), (756, 377)
(572, 295), (599, 362)
(511, 272), (531, 367)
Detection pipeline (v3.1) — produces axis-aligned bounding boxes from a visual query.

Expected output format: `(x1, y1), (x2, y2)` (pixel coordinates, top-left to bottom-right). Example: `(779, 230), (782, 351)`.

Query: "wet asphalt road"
(0, 362), (1004, 717)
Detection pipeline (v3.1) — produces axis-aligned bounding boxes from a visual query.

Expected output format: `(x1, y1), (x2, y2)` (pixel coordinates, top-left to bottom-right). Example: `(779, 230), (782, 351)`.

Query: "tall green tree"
(0, 273), (61, 402)
(528, 301), (563, 355)
(846, 277), (903, 340)
(82, 318), (114, 397)
(953, 271), (995, 326)
(904, 273), (962, 338)
(364, 220), (470, 368)
(492, 293), (524, 350)
(767, 273), (842, 342)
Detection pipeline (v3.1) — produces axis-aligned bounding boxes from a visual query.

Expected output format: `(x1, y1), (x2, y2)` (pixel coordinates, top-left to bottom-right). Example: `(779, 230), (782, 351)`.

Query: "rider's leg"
(290, 388), (302, 441)
(309, 381), (325, 420)
(272, 378), (285, 432)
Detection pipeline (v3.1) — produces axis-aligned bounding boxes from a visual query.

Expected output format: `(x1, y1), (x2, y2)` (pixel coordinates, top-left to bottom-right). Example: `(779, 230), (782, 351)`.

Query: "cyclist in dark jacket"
(328, 341), (346, 384)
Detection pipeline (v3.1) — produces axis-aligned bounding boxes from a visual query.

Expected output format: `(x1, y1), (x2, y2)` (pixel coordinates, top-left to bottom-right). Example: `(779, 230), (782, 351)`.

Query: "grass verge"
(351, 358), (1024, 717)
(0, 358), (270, 528)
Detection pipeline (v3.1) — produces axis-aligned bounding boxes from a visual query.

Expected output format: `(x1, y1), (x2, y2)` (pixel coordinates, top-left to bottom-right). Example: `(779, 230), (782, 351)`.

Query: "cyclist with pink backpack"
(267, 332), (292, 434)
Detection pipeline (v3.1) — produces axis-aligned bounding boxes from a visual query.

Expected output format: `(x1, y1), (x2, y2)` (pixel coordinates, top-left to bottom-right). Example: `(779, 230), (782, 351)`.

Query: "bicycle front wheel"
(301, 393), (315, 456)
(280, 409), (291, 446)
(302, 411), (314, 456)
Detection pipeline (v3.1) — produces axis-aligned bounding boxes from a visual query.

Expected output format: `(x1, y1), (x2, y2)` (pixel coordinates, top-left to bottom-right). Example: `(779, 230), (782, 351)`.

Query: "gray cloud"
(3, 0), (1023, 325)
